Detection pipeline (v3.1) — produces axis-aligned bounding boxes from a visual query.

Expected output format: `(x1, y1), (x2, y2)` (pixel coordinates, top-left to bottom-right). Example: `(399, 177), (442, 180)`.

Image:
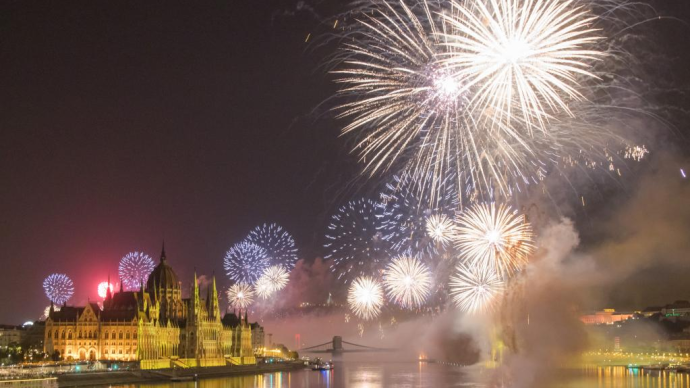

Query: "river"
(102, 363), (690, 388)
(4, 362), (689, 387)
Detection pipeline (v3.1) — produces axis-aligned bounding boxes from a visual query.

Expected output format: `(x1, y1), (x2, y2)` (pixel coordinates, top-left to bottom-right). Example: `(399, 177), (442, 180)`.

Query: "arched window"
(47, 330), (52, 339)
(68, 331), (73, 339)
(112, 332), (116, 339)
(125, 332), (130, 340)
(104, 331), (108, 339)
(119, 332), (123, 339)
(133, 332), (137, 339)
(54, 330), (58, 339)
(78, 331), (82, 339)
(61, 330), (66, 339)
(88, 331), (92, 339)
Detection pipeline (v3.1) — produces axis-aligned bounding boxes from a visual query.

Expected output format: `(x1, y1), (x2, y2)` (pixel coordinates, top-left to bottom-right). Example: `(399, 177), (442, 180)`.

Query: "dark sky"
(0, 0), (358, 322)
(0, 0), (689, 324)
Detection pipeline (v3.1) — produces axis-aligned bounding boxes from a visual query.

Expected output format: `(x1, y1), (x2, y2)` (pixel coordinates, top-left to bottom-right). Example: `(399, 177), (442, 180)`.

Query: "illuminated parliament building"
(43, 246), (256, 368)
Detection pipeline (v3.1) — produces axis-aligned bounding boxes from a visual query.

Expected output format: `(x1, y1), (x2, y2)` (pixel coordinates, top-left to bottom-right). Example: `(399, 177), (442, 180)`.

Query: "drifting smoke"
(494, 218), (596, 387)
(589, 154), (690, 307)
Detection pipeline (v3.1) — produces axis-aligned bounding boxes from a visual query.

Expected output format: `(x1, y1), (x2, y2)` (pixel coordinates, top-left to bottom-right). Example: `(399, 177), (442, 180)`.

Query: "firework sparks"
(255, 277), (273, 300)
(255, 265), (290, 299)
(439, 0), (602, 132)
(43, 274), (74, 305)
(449, 263), (503, 313)
(42, 305), (61, 320)
(331, 0), (646, 203)
(383, 255), (432, 308)
(97, 281), (114, 299)
(325, 198), (390, 282)
(348, 276), (384, 320)
(332, 0), (471, 203)
(425, 214), (456, 246)
(118, 251), (155, 291)
(454, 203), (534, 277)
(247, 223), (299, 269)
(223, 241), (270, 284)
(226, 283), (255, 310)
(380, 174), (459, 256)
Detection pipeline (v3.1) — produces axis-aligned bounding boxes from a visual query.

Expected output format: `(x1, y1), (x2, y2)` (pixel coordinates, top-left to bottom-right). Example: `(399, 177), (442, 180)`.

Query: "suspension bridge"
(300, 336), (397, 354)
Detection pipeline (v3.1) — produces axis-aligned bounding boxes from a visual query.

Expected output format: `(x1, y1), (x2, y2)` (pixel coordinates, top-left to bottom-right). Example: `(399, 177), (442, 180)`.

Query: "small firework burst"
(425, 214), (456, 246)
(449, 263), (504, 313)
(43, 274), (74, 305)
(454, 203), (534, 277)
(226, 283), (255, 310)
(247, 223), (299, 269)
(347, 276), (384, 320)
(223, 241), (270, 284)
(255, 265), (290, 299)
(118, 251), (155, 291)
(383, 255), (432, 309)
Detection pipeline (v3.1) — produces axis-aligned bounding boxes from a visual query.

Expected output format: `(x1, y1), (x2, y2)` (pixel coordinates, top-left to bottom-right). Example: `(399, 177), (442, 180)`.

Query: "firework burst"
(255, 277), (274, 300)
(449, 263), (504, 313)
(224, 241), (270, 284)
(255, 265), (290, 299)
(380, 173), (459, 257)
(118, 251), (155, 291)
(383, 255), (432, 308)
(42, 305), (61, 320)
(247, 223), (299, 269)
(331, 0), (650, 204)
(325, 198), (390, 282)
(348, 276), (384, 320)
(226, 283), (255, 310)
(43, 274), (74, 305)
(454, 203), (534, 277)
(425, 214), (456, 246)
(439, 0), (602, 132)
(333, 0), (470, 204)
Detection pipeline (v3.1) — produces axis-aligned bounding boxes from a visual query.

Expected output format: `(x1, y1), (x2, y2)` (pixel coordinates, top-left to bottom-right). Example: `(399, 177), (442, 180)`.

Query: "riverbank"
(56, 362), (305, 387)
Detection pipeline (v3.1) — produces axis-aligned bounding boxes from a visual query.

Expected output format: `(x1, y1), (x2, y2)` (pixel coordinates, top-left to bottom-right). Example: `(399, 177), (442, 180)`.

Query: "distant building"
(250, 322), (264, 352)
(0, 325), (23, 347)
(641, 306), (662, 318)
(661, 301), (690, 318)
(580, 309), (633, 325)
(22, 321), (45, 354)
(44, 245), (255, 368)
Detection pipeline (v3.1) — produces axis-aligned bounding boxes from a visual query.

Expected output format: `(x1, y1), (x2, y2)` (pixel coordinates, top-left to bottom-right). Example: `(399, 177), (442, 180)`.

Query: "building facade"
(0, 325), (23, 347)
(44, 246), (255, 368)
(580, 309), (634, 325)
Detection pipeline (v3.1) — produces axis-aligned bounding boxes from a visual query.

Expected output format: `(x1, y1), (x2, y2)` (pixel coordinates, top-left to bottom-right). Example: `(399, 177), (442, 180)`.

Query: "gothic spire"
(210, 273), (220, 321)
(160, 240), (167, 263)
(106, 274), (113, 301)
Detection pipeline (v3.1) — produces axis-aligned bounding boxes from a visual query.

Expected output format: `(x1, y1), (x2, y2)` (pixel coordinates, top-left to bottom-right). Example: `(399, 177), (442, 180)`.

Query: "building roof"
(100, 309), (137, 322)
(49, 306), (85, 321)
(146, 242), (179, 291)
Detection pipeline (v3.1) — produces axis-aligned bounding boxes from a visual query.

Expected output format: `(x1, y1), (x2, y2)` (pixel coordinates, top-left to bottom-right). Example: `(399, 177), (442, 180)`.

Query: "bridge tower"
(332, 336), (343, 353)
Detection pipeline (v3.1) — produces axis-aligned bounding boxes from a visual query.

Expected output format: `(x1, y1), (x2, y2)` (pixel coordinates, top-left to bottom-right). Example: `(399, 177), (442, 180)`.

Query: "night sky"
(0, 0), (689, 324)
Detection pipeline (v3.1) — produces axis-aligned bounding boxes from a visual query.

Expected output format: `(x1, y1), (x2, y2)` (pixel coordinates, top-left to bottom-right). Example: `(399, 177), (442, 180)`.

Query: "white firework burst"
(425, 214), (457, 246)
(449, 263), (504, 313)
(226, 283), (255, 310)
(454, 202), (534, 277)
(383, 255), (432, 308)
(347, 276), (384, 320)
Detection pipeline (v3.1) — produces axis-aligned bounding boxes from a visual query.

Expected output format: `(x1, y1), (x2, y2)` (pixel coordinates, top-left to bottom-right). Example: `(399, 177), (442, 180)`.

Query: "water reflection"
(102, 364), (690, 388)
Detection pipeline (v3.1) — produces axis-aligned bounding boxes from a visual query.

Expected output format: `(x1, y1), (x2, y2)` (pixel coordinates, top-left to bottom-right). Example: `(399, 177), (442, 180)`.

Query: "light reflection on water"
(108, 364), (690, 388)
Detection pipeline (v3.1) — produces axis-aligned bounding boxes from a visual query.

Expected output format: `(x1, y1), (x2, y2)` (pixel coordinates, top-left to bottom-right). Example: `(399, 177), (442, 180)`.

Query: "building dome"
(146, 243), (179, 291)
